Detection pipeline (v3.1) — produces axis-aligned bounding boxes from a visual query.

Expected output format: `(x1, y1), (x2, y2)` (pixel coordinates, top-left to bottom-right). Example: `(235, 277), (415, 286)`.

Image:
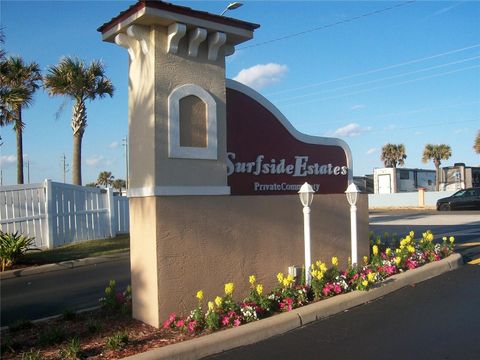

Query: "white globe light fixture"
(298, 182), (315, 286)
(345, 182), (360, 266)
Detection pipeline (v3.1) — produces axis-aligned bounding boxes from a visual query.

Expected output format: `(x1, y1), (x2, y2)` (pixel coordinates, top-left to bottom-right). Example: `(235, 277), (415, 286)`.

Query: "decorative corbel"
(188, 28), (207, 57)
(224, 44), (235, 57)
(208, 32), (227, 61)
(114, 33), (137, 61)
(127, 24), (151, 55)
(167, 23), (187, 54)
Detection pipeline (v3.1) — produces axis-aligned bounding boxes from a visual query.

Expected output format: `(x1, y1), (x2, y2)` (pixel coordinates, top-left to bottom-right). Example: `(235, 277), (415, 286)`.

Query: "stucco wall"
(129, 193), (369, 327)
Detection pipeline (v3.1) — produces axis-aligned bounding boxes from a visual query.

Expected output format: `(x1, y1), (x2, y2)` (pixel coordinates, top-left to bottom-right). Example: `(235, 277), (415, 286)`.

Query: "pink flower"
(334, 284), (342, 294)
(222, 316), (230, 326)
(176, 319), (185, 328)
(168, 312), (177, 322)
(233, 319), (241, 327)
(187, 320), (197, 333)
(162, 319), (172, 329)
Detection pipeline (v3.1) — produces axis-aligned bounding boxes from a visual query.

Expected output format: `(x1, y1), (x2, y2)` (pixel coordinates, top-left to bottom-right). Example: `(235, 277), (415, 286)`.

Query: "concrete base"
(129, 193), (369, 327)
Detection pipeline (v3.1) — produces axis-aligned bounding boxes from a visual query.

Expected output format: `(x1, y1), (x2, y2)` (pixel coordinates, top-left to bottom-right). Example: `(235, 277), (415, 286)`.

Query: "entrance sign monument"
(99, 0), (368, 328)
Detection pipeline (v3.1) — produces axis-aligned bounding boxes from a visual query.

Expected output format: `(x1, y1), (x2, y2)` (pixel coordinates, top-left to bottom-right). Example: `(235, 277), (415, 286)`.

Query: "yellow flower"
(372, 245), (379, 256)
(409, 231), (415, 238)
(256, 284), (263, 295)
(249, 275), (256, 285)
(277, 272), (284, 284)
(315, 260), (322, 268)
(315, 271), (324, 281)
(214, 296), (222, 307)
(407, 245), (415, 253)
(395, 248), (401, 254)
(363, 256), (369, 265)
(208, 301), (214, 311)
(196, 290), (204, 300)
(362, 280), (368, 287)
(386, 248), (392, 256)
(332, 256), (339, 267)
(320, 262), (328, 273)
(442, 236), (447, 241)
(224, 282), (234, 296)
(367, 272), (375, 282)
(449, 236), (455, 244)
(395, 256), (401, 266)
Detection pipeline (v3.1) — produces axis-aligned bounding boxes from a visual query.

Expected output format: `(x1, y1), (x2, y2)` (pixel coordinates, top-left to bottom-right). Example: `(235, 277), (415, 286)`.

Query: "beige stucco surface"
(130, 194), (369, 327)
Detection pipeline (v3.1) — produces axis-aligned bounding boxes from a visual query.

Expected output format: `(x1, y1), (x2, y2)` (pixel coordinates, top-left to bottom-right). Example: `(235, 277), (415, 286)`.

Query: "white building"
(374, 167), (435, 194)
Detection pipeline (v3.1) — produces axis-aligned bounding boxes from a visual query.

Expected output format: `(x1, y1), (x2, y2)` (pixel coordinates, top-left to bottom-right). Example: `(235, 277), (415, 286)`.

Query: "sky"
(1, 0), (479, 186)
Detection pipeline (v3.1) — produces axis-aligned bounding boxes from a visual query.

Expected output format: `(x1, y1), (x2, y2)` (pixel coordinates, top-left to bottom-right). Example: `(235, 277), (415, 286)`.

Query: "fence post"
(44, 179), (55, 248)
(107, 187), (117, 238)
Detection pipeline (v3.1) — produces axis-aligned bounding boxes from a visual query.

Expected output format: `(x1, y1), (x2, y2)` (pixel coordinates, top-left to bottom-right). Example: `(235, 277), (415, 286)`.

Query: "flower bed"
(164, 231), (455, 334)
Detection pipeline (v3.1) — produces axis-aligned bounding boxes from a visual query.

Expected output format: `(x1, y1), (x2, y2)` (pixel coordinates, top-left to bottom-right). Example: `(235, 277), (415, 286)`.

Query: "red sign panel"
(226, 84), (349, 195)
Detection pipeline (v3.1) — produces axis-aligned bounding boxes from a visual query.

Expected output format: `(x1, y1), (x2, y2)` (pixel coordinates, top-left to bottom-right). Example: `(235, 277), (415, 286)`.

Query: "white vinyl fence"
(0, 180), (129, 248)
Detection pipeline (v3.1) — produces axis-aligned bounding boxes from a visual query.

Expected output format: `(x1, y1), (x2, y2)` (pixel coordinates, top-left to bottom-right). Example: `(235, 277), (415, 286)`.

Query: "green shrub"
(59, 337), (83, 359)
(105, 331), (129, 350)
(86, 319), (102, 334)
(38, 326), (66, 346)
(21, 350), (42, 360)
(0, 231), (38, 271)
(62, 309), (77, 321)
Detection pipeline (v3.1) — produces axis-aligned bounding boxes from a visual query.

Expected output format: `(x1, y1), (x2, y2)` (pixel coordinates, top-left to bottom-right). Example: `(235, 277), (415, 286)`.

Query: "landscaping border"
(124, 253), (463, 360)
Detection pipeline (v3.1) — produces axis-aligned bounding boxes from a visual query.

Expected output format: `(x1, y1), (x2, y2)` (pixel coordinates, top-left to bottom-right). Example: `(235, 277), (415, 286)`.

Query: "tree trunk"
(72, 132), (83, 185)
(434, 159), (441, 191)
(16, 107), (24, 185)
(71, 100), (86, 186)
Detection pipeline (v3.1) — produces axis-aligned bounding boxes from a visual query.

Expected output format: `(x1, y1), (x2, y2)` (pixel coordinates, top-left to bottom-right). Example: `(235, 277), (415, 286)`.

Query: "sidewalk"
(0, 251), (129, 280)
(123, 253), (463, 360)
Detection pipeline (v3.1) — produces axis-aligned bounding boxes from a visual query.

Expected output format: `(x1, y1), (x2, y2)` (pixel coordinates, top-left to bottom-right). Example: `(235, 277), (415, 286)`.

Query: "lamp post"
(345, 182), (360, 266)
(220, 2), (243, 16)
(298, 182), (315, 286)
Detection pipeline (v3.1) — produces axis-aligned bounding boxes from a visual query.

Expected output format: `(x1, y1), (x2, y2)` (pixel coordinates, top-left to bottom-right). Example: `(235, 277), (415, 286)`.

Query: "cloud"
(109, 141), (120, 149)
(85, 155), (112, 168)
(0, 155), (16, 168)
(331, 123), (371, 137)
(233, 63), (288, 90)
(351, 104), (366, 111)
(384, 124), (398, 131)
(366, 148), (378, 155)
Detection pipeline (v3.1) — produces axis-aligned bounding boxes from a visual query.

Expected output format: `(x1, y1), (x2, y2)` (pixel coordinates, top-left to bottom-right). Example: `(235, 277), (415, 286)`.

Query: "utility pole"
(25, 160), (30, 184)
(61, 154), (70, 184)
(122, 137), (129, 189)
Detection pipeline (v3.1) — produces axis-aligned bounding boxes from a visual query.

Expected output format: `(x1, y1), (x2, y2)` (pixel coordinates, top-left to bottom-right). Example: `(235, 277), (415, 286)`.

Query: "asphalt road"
(205, 263), (480, 360)
(0, 257), (130, 327)
(1, 210), (478, 328)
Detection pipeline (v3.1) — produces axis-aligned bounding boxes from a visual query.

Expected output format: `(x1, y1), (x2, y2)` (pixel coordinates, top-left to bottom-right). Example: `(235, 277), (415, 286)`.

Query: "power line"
(239, 1), (417, 51)
(274, 55), (480, 103)
(266, 43), (480, 97)
(280, 64), (480, 108)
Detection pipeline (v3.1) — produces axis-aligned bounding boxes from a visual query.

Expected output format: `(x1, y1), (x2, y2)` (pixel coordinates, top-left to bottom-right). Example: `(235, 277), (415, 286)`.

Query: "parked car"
(436, 187), (480, 211)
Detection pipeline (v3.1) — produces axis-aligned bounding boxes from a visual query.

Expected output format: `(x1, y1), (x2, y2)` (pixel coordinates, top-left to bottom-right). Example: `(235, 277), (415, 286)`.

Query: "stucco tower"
(98, 1), (258, 327)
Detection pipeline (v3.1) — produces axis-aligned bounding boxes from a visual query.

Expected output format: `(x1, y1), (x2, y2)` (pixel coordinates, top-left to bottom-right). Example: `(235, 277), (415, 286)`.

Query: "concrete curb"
(123, 253), (463, 360)
(0, 252), (130, 280)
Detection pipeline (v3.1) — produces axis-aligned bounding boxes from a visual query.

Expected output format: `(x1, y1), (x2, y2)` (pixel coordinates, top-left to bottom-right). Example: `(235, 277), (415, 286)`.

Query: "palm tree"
(0, 56), (42, 184)
(96, 171), (114, 188)
(44, 57), (114, 185)
(112, 179), (126, 194)
(422, 144), (452, 191)
(474, 130), (480, 154)
(380, 143), (407, 168)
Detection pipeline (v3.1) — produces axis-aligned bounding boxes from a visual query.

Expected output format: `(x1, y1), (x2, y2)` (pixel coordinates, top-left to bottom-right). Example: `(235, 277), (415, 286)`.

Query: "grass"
(16, 235), (129, 266)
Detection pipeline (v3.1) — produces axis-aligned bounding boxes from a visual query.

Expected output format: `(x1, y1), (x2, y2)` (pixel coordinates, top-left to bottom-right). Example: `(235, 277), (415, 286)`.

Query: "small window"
(399, 171), (410, 180)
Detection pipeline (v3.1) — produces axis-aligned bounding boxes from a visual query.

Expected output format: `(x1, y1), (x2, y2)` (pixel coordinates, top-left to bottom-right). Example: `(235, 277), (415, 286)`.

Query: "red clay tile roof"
(97, 0), (260, 34)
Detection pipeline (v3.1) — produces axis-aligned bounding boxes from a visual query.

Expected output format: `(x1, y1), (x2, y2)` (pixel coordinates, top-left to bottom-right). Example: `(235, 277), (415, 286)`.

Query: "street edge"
(122, 252), (463, 360)
(0, 252), (130, 280)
